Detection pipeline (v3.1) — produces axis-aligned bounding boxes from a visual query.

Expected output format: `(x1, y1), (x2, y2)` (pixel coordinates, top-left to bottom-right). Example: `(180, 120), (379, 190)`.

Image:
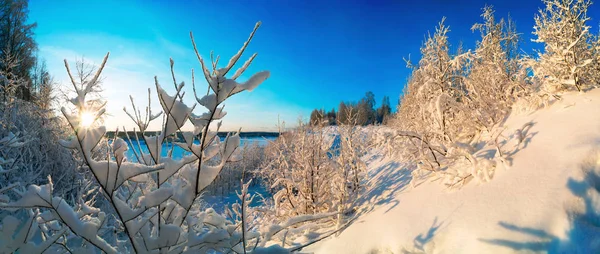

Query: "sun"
(79, 112), (96, 128)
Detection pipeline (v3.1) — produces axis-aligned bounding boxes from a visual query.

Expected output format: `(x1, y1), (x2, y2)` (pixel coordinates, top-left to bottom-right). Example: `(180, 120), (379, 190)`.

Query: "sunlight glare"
(80, 112), (96, 128)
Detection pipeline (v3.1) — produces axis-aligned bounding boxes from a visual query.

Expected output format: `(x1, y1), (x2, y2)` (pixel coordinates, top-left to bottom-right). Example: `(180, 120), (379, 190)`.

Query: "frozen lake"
(122, 136), (275, 212)
(124, 136), (275, 161)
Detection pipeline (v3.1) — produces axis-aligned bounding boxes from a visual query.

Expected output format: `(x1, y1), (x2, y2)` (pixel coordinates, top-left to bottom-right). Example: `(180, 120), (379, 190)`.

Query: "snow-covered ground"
(309, 89), (600, 253)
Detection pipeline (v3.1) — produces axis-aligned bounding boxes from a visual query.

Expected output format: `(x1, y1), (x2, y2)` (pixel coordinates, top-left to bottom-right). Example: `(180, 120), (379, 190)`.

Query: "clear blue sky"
(27, 0), (600, 131)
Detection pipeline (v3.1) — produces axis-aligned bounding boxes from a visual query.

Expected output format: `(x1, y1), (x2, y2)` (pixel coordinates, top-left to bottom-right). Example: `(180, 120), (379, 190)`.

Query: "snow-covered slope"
(310, 89), (600, 253)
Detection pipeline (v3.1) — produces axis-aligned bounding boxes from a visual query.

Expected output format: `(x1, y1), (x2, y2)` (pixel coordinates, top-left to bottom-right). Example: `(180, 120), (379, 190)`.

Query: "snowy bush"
(391, 18), (467, 171)
(204, 141), (266, 197)
(0, 51), (90, 204)
(260, 112), (366, 232)
(261, 122), (337, 218)
(390, 18), (465, 174)
(530, 0), (597, 93)
(466, 6), (528, 131)
(0, 101), (80, 198)
(389, 7), (524, 187)
(0, 22), (327, 253)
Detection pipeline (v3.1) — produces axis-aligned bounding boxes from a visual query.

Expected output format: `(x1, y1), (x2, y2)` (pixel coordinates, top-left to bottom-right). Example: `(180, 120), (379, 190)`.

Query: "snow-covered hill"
(310, 89), (600, 253)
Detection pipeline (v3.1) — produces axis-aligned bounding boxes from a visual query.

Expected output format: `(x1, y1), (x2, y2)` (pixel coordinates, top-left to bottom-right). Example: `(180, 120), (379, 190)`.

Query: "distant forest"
(309, 91), (393, 126)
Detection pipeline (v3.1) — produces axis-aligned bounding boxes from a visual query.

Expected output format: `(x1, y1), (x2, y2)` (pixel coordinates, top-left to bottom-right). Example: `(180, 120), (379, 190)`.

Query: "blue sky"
(28, 0), (600, 131)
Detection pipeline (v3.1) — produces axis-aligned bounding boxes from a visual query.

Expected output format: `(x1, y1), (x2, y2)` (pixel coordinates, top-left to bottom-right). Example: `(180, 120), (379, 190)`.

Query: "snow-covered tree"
(531, 0), (596, 92)
(392, 18), (462, 170)
(390, 14), (517, 187)
(465, 6), (527, 132)
(333, 108), (367, 219)
(0, 35), (80, 205)
(0, 47), (27, 102)
(30, 58), (55, 110)
(0, 0), (37, 100)
(262, 120), (336, 218)
(260, 113), (365, 231)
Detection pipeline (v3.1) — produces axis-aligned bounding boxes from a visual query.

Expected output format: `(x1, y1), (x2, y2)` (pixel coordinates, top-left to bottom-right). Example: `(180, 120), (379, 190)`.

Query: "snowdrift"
(311, 89), (600, 253)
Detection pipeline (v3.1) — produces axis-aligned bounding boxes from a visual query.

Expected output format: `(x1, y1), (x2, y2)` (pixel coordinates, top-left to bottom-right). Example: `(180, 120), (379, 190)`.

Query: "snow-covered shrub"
(389, 8), (525, 187)
(0, 49), (87, 204)
(530, 0), (597, 93)
(0, 49), (28, 102)
(331, 111), (368, 226)
(0, 22), (323, 253)
(260, 112), (366, 232)
(0, 101), (82, 199)
(335, 105), (368, 194)
(510, 88), (551, 114)
(205, 141), (266, 196)
(465, 6), (528, 131)
(261, 122), (337, 218)
(391, 18), (466, 172)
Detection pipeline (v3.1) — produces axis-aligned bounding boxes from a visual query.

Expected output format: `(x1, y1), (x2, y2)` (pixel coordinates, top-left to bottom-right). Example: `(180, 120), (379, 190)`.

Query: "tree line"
(309, 91), (392, 126)
(0, 0), (53, 108)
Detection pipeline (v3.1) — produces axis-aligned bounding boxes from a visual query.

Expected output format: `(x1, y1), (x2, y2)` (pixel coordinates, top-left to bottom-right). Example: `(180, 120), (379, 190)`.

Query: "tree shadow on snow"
(345, 153), (413, 228)
(479, 150), (600, 253)
(359, 158), (412, 215)
(363, 217), (443, 254)
(481, 121), (539, 170)
(479, 222), (558, 252)
(398, 217), (444, 254)
(503, 121), (538, 157)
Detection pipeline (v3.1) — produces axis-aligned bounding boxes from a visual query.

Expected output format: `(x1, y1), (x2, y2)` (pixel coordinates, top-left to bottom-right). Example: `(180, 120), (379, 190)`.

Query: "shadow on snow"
(480, 149), (600, 253)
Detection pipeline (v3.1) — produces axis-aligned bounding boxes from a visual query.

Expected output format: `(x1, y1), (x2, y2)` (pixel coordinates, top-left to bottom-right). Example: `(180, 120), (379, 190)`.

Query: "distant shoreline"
(106, 131), (279, 141)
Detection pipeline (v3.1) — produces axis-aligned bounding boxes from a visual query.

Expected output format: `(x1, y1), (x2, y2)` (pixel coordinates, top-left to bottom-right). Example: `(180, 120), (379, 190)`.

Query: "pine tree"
(337, 101), (348, 125)
(376, 95), (392, 124)
(327, 108), (337, 125)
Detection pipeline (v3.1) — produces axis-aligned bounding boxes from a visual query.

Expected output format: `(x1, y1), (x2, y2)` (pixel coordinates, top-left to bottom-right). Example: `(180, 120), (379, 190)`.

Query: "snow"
(144, 134), (163, 163)
(160, 156), (196, 185)
(194, 164), (223, 193)
(197, 93), (218, 112)
(309, 89), (600, 253)
(1, 179), (118, 253)
(201, 184), (269, 214)
(0, 132), (24, 148)
(237, 71), (271, 92)
(87, 159), (162, 193)
(112, 138), (128, 164)
(260, 212), (338, 246)
(156, 83), (193, 137)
